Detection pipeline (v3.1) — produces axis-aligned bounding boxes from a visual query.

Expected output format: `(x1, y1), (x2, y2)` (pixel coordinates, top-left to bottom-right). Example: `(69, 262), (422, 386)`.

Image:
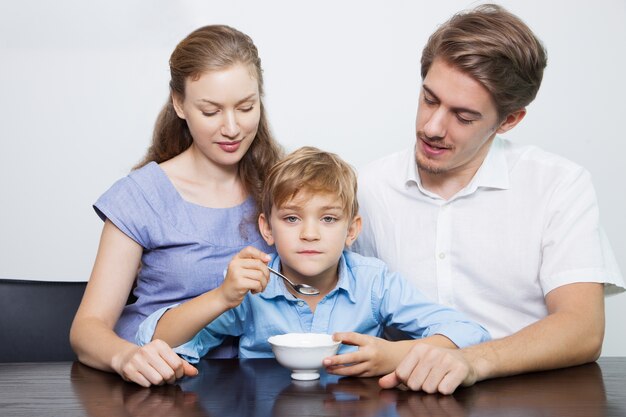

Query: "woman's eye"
(239, 106), (254, 112)
(202, 111), (218, 117)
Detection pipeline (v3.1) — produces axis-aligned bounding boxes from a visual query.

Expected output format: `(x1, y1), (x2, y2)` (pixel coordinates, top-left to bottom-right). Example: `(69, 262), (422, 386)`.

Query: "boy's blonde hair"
(261, 146), (358, 221)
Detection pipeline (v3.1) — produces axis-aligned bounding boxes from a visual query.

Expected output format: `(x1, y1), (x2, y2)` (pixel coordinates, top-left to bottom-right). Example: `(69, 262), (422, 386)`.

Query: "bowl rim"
(268, 332), (340, 348)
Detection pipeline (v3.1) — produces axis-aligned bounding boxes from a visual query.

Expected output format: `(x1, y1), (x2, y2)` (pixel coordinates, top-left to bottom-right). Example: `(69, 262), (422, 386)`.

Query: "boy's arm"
(154, 288), (235, 347)
(324, 333), (456, 377)
(152, 246), (271, 347)
(325, 269), (488, 377)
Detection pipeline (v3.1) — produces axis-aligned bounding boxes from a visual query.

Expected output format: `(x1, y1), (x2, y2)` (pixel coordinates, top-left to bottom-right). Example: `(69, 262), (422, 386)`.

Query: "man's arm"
(380, 282), (605, 394)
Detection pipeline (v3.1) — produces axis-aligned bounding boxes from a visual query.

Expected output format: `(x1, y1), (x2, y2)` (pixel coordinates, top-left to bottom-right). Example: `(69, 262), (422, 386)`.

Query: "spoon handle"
(267, 266), (293, 285)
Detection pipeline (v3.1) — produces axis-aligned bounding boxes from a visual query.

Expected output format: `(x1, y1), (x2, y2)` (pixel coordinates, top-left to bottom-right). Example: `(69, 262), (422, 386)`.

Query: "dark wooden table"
(1, 358), (625, 417)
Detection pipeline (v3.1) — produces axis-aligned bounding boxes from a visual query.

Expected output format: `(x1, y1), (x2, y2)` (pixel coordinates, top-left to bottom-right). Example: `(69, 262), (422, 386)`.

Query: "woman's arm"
(70, 220), (196, 387)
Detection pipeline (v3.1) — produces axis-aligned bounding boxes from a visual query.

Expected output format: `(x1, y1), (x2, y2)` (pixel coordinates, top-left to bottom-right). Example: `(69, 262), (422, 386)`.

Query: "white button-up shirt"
(355, 137), (624, 339)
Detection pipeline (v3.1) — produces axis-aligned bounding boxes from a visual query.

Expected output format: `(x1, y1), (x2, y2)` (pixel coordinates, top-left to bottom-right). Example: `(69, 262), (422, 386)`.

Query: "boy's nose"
(300, 221), (320, 241)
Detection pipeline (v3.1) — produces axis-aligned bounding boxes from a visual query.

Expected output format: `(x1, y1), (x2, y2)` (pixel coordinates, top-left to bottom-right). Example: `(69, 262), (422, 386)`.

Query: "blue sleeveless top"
(94, 162), (272, 356)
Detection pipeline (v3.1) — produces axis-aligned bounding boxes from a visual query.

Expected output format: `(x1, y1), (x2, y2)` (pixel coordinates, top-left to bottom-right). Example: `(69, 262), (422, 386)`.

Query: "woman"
(70, 25), (283, 387)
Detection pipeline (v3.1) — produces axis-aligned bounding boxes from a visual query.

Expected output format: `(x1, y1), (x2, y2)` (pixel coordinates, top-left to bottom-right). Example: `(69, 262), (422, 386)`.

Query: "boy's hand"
(323, 332), (410, 377)
(220, 246), (271, 308)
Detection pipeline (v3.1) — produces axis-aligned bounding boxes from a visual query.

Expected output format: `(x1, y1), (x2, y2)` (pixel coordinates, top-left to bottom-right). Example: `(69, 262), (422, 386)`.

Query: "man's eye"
(423, 96), (437, 105)
(456, 115), (474, 125)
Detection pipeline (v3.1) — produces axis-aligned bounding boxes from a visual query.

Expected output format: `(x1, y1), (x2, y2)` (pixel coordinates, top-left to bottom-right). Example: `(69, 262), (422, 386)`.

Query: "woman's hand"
(323, 332), (413, 377)
(219, 246), (271, 308)
(112, 339), (198, 387)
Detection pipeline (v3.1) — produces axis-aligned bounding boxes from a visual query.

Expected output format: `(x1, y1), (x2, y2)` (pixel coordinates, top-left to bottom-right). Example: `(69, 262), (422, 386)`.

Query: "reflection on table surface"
(68, 358), (623, 417)
(1, 358), (625, 417)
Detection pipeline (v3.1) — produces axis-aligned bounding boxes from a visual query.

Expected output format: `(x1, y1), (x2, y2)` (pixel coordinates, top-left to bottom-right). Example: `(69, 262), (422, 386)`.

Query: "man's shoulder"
(493, 139), (591, 195)
(502, 139), (587, 177)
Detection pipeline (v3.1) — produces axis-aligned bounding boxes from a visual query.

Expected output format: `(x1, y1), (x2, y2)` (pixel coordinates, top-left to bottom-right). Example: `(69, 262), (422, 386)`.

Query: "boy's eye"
(284, 216), (299, 223)
(321, 216), (337, 223)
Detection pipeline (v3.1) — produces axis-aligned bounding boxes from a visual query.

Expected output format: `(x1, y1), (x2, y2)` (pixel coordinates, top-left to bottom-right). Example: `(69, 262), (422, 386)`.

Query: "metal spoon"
(268, 266), (320, 296)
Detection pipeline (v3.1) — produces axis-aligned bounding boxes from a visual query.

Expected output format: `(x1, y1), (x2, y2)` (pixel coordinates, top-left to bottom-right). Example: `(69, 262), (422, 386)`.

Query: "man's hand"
(379, 344), (478, 395)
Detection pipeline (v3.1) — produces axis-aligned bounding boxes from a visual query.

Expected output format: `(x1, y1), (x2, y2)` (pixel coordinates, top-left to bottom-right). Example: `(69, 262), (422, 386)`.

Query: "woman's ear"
(171, 93), (186, 120)
(496, 108), (526, 134)
(345, 215), (362, 247)
(258, 213), (274, 246)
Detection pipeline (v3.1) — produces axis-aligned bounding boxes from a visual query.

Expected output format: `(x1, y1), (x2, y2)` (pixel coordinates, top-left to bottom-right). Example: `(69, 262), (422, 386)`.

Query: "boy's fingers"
(323, 351), (361, 367)
(237, 259), (271, 281)
(326, 361), (369, 377)
(238, 246), (271, 262)
(333, 331), (368, 346)
(182, 361), (199, 377)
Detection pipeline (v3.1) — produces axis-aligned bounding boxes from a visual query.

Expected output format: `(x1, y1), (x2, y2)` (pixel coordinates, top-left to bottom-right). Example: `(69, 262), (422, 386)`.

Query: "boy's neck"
(280, 262), (340, 304)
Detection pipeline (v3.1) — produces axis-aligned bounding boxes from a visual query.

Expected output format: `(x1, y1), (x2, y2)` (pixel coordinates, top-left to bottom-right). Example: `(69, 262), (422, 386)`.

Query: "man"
(354, 4), (624, 394)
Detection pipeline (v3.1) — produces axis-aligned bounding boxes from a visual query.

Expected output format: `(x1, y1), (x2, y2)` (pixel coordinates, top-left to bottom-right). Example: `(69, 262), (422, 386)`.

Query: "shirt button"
(297, 301), (305, 307)
(438, 252), (446, 259)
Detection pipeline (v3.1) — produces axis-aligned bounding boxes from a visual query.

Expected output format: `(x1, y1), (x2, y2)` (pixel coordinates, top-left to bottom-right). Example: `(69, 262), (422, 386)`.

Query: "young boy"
(136, 147), (489, 375)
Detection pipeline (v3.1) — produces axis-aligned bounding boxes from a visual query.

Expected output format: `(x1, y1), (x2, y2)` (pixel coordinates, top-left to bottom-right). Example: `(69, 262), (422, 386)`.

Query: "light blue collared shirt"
(137, 251), (490, 363)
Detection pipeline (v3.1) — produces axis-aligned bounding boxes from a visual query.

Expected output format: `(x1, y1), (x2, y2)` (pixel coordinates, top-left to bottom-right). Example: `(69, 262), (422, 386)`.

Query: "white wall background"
(1, 1), (624, 354)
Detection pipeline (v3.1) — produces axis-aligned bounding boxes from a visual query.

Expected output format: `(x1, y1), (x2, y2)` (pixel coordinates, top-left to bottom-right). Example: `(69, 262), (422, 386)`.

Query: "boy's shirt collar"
(259, 252), (357, 303)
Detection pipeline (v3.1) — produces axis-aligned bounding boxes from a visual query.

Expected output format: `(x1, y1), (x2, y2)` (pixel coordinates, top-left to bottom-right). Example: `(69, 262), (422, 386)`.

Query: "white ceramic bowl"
(268, 333), (341, 380)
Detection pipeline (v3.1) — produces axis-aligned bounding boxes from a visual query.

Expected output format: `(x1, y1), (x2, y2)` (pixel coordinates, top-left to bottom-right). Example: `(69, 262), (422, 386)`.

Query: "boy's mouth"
(297, 250), (322, 255)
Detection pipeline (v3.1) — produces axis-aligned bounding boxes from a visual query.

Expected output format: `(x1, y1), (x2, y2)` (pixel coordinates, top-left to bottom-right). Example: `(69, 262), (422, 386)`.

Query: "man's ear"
(496, 108), (526, 134)
(345, 215), (362, 247)
(171, 92), (186, 120)
(258, 213), (274, 246)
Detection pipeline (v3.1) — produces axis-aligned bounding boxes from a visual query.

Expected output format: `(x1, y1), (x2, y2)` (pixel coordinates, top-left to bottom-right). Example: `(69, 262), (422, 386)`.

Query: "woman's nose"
(221, 111), (241, 138)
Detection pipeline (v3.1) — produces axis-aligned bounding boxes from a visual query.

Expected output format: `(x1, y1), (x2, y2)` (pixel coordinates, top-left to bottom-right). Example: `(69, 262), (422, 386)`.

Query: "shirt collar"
(259, 252), (356, 303)
(404, 136), (510, 199)
(469, 136), (510, 191)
